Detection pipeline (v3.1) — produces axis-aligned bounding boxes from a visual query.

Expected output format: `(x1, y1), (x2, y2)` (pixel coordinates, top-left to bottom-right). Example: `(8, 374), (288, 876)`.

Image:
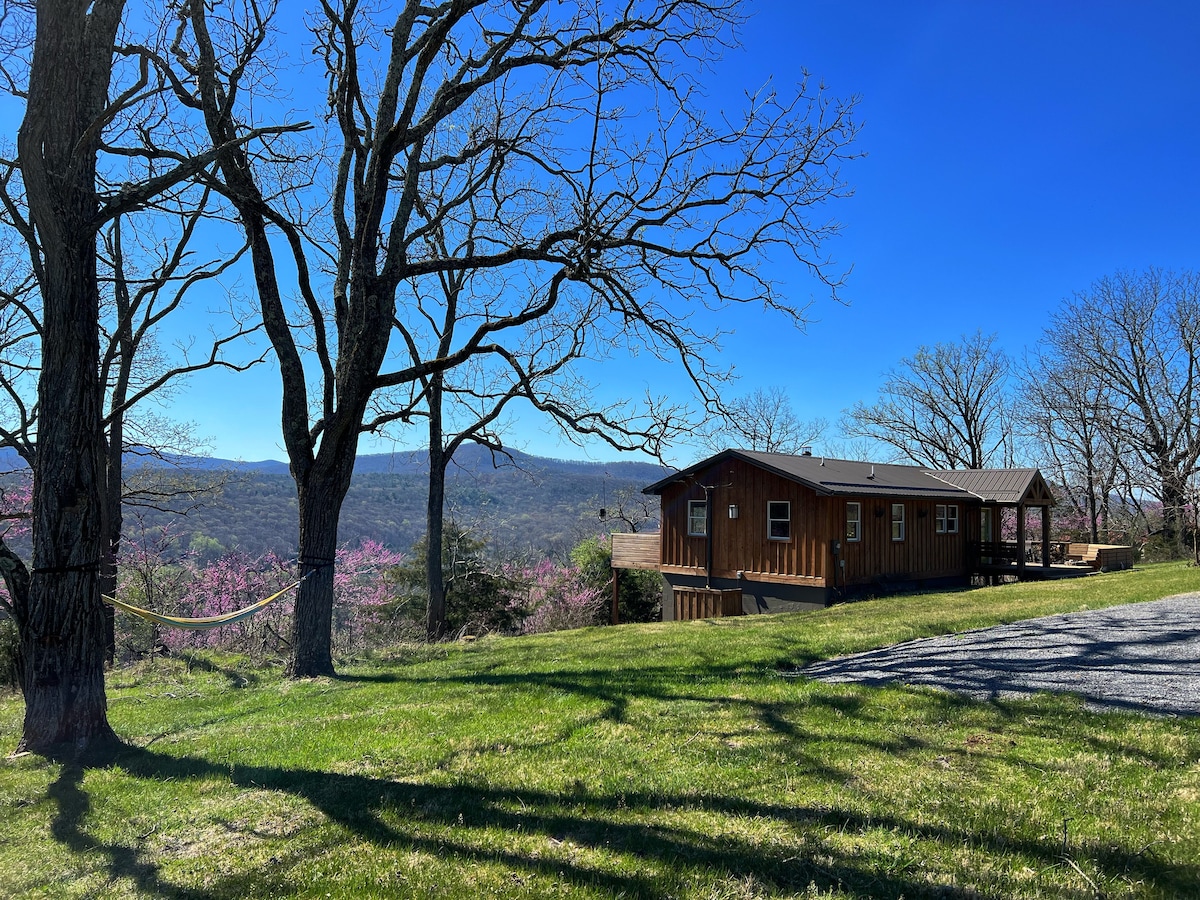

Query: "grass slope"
(3, 564), (1199, 898)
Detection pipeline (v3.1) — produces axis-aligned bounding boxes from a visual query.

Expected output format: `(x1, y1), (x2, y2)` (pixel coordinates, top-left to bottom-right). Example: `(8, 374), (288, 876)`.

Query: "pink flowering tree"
(169, 550), (295, 654)
(508, 559), (605, 635)
(0, 475), (31, 685)
(331, 539), (406, 652)
(0, 475), (32, 618)
(111, 535), (407, 658)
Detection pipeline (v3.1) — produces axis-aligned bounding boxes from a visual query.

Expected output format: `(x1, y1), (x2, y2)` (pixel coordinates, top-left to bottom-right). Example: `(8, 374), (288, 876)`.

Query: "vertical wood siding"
(659, 459), (980, 586)
(659, 458), (827, 581)
(839, 497), (976, 585)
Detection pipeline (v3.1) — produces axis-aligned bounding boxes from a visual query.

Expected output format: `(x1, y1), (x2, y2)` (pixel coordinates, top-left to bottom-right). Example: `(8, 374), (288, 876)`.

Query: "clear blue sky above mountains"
(168, 1), (1200, 467)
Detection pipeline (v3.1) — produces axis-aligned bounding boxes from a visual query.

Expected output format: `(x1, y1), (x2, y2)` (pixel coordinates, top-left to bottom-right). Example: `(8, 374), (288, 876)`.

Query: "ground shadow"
(37, 735), (1198, 900)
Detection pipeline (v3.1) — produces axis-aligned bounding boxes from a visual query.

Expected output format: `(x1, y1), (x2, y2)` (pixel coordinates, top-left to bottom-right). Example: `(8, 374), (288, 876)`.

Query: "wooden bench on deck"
(1066, 543), (1134, 571)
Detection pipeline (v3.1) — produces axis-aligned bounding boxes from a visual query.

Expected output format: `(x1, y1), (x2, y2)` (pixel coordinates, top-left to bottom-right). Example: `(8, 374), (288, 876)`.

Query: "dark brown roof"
(644, 450), (1055, 506)
(926, 468), (1055, 506)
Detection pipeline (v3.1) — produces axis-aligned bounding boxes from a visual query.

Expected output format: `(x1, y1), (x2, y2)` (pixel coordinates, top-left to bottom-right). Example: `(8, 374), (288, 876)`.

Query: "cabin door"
(980, 508), (993, 564)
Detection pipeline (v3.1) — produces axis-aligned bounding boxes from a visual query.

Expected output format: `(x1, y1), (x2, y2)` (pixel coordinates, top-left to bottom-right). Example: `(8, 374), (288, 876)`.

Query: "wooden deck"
(971, 540), (1134, 581)
(974, 561), (1098, 581)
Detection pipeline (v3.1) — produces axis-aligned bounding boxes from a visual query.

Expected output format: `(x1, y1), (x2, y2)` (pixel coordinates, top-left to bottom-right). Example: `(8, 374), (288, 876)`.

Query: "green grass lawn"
(3, 563), (1199, 898)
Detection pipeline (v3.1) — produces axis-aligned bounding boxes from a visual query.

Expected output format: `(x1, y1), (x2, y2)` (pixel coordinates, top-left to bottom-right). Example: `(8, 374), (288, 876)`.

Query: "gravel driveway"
(798, 594), (1200, 716)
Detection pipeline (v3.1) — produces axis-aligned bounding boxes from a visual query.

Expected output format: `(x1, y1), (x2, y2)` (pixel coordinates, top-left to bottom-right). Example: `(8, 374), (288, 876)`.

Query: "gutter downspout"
(704, 484), (715, 589)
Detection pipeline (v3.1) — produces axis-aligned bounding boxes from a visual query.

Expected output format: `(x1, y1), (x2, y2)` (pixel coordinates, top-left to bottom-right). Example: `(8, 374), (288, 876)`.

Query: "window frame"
(891, 503), (906, 542)
(767, 500), (791, 541)
(936, 503), (959, 534)
(846, 501), (861, 542)
(687, 499), (708, 537)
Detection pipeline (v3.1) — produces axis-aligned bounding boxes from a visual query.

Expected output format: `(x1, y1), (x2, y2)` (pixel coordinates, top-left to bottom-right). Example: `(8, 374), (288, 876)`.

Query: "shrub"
(571, 535), (661, 624)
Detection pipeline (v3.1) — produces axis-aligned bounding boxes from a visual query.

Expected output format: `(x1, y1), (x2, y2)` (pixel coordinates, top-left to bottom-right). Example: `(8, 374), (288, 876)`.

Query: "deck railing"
(611, 532), (661, 570)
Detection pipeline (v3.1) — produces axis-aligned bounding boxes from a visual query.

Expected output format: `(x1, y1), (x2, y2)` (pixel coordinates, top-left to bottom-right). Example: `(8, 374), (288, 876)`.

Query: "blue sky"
(169, 1), (1200, 467)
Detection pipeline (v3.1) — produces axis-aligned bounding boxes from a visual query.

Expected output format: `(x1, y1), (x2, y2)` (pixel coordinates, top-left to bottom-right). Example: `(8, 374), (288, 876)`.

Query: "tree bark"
(287, 430), (361, 678)
(425, 378), (448, 641)
(13, 0), (124, 754)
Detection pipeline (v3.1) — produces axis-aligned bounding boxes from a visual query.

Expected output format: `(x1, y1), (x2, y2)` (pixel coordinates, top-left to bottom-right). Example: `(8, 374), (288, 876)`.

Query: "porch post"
(1016, 503), (1026, 573)
(1041, 505), (1051, 569)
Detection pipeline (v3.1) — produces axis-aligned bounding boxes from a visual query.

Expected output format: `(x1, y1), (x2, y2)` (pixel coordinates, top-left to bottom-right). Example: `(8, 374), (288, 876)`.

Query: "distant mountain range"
(2, 443), (667, 481)
(1, 444), (671, 560)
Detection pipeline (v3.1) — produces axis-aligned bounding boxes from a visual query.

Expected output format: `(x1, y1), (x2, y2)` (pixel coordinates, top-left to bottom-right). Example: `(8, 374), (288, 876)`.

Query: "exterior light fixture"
(728, 504), (739, 519)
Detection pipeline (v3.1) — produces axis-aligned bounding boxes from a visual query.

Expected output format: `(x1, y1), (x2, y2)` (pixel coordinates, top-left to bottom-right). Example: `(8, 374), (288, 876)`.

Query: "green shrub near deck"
(2, 563), (1199, 898)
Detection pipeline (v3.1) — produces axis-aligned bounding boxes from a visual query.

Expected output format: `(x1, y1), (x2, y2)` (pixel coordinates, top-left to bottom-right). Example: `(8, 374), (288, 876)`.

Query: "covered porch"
(928, 468), (1067, 581)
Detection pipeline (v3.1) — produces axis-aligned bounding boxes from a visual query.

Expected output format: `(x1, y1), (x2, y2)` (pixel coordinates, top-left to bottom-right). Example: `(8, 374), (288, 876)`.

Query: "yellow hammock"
(103, 578), (304, 630)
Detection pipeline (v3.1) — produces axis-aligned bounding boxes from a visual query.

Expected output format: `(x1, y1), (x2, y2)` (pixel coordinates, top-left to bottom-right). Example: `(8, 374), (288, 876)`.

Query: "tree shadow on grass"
(42, 738), (1200, 900)
(175, 652), (261, 689)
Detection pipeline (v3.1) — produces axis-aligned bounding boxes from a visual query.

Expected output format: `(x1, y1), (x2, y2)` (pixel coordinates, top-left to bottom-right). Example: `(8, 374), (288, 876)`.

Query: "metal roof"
(925, 468), (1054, 506)
(644, 450), (1054, 506)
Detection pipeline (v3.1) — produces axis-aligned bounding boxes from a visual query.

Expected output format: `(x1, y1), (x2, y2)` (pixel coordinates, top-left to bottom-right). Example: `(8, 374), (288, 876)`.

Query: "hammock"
(103, 578), (303, 630)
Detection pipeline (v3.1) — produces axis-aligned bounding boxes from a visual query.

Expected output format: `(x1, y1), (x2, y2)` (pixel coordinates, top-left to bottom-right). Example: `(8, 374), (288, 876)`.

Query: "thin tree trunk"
(1087, 472), (1099, 543)
(99, 428), (123, 666)
(425, 379), (448, 641)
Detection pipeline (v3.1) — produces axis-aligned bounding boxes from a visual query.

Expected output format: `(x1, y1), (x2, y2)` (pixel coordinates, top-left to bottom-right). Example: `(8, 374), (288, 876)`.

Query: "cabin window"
(846, 502), (861, 542)
(767, 501), (791, 540)
(687, 500), (707, 536)
(936, 504), (959, 534)
(891, 503), (905, 541)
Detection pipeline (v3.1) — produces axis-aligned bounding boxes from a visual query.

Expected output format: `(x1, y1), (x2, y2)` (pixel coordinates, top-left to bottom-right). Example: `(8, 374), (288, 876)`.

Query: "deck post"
(611, 567), (620, 625)
(1041, 505), (1051, 568)
(1016, 503), (1026, 573)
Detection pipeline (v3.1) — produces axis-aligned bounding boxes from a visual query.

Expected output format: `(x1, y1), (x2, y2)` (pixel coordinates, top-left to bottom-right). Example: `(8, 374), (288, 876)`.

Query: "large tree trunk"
(14, 0), (124, 754)
(287, 441), (359, 678)
(1160, 469), (1188, 556)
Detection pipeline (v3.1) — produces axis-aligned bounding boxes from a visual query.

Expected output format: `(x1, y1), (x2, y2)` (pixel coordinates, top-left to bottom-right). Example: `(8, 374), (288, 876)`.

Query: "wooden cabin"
(636, 449), (1061, 621)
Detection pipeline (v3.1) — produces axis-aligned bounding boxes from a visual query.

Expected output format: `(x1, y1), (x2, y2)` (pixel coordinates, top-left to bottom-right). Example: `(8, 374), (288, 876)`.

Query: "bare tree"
(0, 0), (296, 752)
(702, 386), (826, 454)
(1044, 269), (1200, 555)
(1020, 346), (1122, 541)
(390, 145), (688, 640)
(0, 174), (263, 666)
(94, 208), (261, 658)
(175, 0), (857, 674)
(842, 331), (1011, 469)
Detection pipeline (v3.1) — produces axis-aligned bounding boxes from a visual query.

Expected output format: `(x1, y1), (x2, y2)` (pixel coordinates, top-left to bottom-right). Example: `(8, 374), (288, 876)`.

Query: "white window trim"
(936, 504), (960, 534)
(767, 500), (791, 541)
(687, 499), (707, 537)
(891, 503), (905, 542)
(846, 501), (861, 542)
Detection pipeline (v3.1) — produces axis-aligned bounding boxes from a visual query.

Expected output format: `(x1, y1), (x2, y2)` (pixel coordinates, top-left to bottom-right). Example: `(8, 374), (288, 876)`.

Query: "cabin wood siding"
(840, 497), (976, 585)
(660, 458), (978, 589)
(660, 457), (829, 583)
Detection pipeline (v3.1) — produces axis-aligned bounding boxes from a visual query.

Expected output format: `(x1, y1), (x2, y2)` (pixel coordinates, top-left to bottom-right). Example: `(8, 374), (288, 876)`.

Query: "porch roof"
(926, 468), (1055, 507)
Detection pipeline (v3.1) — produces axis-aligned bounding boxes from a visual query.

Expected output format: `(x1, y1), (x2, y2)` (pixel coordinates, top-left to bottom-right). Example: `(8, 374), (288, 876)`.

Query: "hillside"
(3, 565), (1199, 897)
(119, 445), (670, 559)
